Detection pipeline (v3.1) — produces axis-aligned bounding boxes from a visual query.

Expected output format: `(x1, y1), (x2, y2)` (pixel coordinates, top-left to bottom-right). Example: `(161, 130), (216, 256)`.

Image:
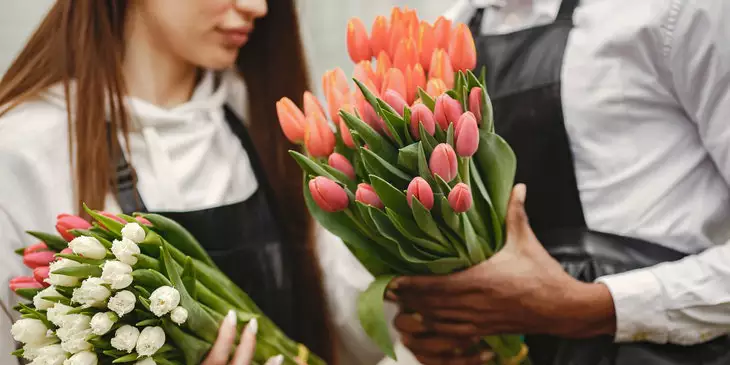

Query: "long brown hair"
(0, 0), (334, 361)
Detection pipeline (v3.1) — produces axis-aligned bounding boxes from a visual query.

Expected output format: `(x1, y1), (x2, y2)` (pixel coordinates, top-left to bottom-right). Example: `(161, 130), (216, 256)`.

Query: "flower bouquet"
(276, 7), (530, 365)
(9, 208), (323, 365)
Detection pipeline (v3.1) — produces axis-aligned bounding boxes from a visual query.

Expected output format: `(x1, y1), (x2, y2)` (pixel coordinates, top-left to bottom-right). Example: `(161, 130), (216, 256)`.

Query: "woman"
(390, 0), (730, 364)
(0, 0), (335, 363)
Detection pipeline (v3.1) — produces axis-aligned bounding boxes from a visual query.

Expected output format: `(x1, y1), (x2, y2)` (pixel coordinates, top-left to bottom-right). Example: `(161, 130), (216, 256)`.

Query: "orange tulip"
(433, 16), (452, 50)
(304, 111), (336, 158)
(339, 119), (355, 148)
(370, 16), (390, 56)
(388, 21), (406, 59)
(380, 68), (407, 102)
(448, 23), (477, 72)
(324, 85), (345, 122)
(375, 51), (392, 89)
(331, 67), (350, 93)
(426, 78), (448, 98)
(354, 61), (377, 87)
(347, 17), (372, 63)
(418, 21), (436, 71)
(323, 68), (351, 121)
(393, 38), (419, 73)
(276, 97), (307, 143)
(390, 7), (404, 28)
(303, 91), (326, 120)
(403, 8), (420, 40)
(429, 49), (455, 88)
(405, 64), (426, 105)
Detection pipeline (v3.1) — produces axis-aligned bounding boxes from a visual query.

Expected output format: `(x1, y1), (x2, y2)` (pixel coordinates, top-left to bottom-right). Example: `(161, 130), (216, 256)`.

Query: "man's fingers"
(394, 312), (428, 334)
(505, 184), (529, 240)
(389, 270), (476, 296)
(401, 334), (481, 356)
(202, 310), (238, 365)
(231, 318), (258, 365)
(396, 293), (484, 312)
(414, 350), (495, 365)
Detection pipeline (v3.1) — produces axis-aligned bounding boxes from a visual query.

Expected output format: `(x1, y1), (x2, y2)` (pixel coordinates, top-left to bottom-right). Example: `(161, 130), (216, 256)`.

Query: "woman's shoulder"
(0, 97), (70, 148)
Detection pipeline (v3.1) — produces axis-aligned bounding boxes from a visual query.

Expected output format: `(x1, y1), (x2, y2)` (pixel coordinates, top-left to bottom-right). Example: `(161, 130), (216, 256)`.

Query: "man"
(389, 0), (730, 364)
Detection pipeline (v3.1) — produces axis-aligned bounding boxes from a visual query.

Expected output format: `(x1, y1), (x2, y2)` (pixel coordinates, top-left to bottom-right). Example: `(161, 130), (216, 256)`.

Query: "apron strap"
(468, 7), (486, 36)
(557, 0), (580, 19)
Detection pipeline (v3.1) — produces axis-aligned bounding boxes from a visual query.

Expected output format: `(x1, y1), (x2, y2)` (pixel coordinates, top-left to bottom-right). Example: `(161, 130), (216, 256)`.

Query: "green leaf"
(55, 253), (106, 266)
(454, 71), (464, 98)
(141, 213), (217, 269)
(437, 196), (461, 235)
(446, 90), (460, 101)
(473, 131), (516, 230)
(162, 318), (212, 365)
(54, 286), (74, 297)
(25, 231), (67, 251)
(466, 71), (494, 131)
(136, 319), (160, 327)
(53, 264), (102, 277)
(182, 257), (197, 300)
(417, 87), (436, 111)
(138, 296), (152, 311)
(132, 269), (172, 290)
(354, 78), (381, 112)
(104, 349), (128, 358)
(376, 100), (406, 147)
(465, 70), (481, 89)
(11, 349), (23, 358)
(446, 123), (455, 147)
(434, 174), (452, 194)
(462, 214), (487, 264)
(402, 107), (415, 145)
(368, 207), (430, 265)
(134, 286), (151, 298)
(18, 303), (53, 329)
(83, 204), (124, 237)
(340, 109), (398, 163)
(14, 247), (26, 256)
(369, 175), (412, 217)
(39, 295), (70, 305)
(361, 149), (411, 189)
(87, 336), (112, 350)
(290, 151), (348, 186)
(470, 159), (503, 249)
(14, 288), (41, 301)
(417, 142), (437, 187)
(134, 254), (161, 271)
(398, 143), (420, 173)
(418, 124), (437, 155)
(385, 208), (453, 256)
(66, 306), (98, 315)
(358, 275), (397, 360)
(410, 199), (448, 244)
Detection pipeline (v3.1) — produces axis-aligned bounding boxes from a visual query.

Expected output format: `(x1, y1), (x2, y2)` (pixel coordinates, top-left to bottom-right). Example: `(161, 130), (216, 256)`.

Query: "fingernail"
(480, 351), (495, 361)
(412, 313), (423, 322)
(385, 290), (398, 301)
(264, 354), (284, 365)
(225, 310), (237, 326)
(388, 280), (400, 290)
(245, 318), (258, 335)
(516, 184), (526, 203)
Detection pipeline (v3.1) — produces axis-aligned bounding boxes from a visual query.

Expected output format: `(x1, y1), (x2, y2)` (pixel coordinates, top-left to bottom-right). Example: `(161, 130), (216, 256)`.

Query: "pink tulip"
(328, 153), (356, 180)
(429, 143), (458, 182)
(23, 251), (56, 269)
(448, 183), (473, 213)
(24, 242), (48, 255)
(276, 97), (307, 143)
(56, 214), (91, 242)
(100, 211), (126, 224)
(383, 89), (408, 116)
(469, 87), (483, 123)
(136, 216), (152, 226)
(33, 266), (50, 286)
(370, 16), (390, 57)
(434, 94), (463, 130)
(347, 17), (372, 63)
(409, 103), (436, 139)
(309, 177), (350, 213)
(10, 276), (44, 292)
(355, 183), (384, 209)
(61, 248), (73, 255)
(407, 177), (434, 210)
(448, 23), (477, 72)
(455, 112), (479, 157)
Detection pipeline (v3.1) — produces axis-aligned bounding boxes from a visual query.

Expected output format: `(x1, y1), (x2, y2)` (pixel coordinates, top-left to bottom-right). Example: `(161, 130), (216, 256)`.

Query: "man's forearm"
(551, 281), (617, 338)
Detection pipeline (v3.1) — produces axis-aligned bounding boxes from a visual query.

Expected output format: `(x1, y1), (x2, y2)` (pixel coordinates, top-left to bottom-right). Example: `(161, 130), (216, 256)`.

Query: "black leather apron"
(113, 105), (296, 337)
(469, 1), (730, 364)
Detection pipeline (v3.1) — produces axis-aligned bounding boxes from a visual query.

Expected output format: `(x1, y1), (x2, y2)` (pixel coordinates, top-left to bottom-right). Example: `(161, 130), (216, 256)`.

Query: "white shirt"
(446, 0), (730, 346)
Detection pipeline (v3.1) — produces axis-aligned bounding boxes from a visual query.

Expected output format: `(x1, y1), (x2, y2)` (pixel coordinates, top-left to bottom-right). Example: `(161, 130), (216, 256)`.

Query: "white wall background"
(0, 0), (55, 74)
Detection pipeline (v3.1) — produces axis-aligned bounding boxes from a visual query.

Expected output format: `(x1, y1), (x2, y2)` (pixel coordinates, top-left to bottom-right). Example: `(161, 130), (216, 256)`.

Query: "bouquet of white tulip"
(9, 206), (323, 365)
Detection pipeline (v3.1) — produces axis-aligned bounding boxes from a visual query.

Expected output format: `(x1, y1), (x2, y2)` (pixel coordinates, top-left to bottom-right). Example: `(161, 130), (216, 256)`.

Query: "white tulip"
(47, 303), (73, 327)
(101, 260), (133, 289)
(11, 318), (51, 346)
(68, 236), (107, 260)
(56, 315), (92, 354)
(111, 325), (139, 353)
(136, 326), (165, 357)
(170, 306), (188, 325)
(33, 286), (61, 310)
(107, 290), (136, 317)
(149, 286), (180, 317)
(29, 344), (67, 365)
(90, 312), (118, 336)
(135, 357), (156, 365)
(121, 223), (146, 244)
(47, 259), (82, 287)
(62, 350), (97, 365)
(111, 237), (141, 266)
(72, 278), (111, 307)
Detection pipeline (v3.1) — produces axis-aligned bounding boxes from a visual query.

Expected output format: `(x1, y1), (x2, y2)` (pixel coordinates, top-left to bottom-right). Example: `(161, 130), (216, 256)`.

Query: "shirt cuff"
(595, 269), (669, 343)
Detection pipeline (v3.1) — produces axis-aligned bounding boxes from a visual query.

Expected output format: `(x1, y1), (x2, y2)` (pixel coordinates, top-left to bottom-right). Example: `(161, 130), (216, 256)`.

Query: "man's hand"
(389, 184), (617, 360)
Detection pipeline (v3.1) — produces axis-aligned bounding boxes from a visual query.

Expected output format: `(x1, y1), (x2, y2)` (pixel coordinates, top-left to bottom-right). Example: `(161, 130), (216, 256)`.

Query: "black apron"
(114, 105), (296, 337)
(469, 2), (730, 364)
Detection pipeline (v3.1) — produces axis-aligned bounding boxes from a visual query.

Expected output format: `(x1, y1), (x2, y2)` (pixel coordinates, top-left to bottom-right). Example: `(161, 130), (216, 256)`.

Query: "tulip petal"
(418, 21), (436, 71)
(448, 23), (477, 72)
(347, 17), (372, 63)
(370, 16), (390, 56)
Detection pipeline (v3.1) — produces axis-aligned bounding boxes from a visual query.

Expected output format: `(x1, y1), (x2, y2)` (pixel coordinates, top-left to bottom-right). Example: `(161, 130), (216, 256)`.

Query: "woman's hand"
(202, 310), (284, 365)
(388, 184), (618, 361)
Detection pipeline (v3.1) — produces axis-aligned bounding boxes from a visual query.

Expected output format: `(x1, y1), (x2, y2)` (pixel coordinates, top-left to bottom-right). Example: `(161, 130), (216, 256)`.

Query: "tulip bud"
(309, 177), (350, 213)
(135, 216), (152, 226)
(405, 64), (426, 104)
(56, 214), (92, 242)
(455, 112), (479, 157)
(402, 8), (420, 40)
(418, 21), (436, 71)
(448, 183), (473, 213)
(100, 211), (127, 224)
(304, 112), (336, 158)
(390, 7), (404, 28)
(10, 276), (44, 292)
(375, 51), (392, 89)
(61, 248), (73, 255)
(328, 153), (356, 180)
(329, 67), (351, 94)
(24, 242), (48, 255)
(388, 21), (406, 59)
(429, 49), (455, 88)
(407, 177), (434, 210)
(393, 38), (419, 73)
(383, 89), (408, 117)
(370, 16), (390, 57)
(469, 87), (483, 123)
(409, 103), (436, 139)
(433, 16), (452, 50)
(276, 98), (306, 144)
(426, 78), (448, 98)
(355, 183), (384, 209)
(347, 17), (372, 63)
(429, 143), (458, 182)
(381, 68), (407, 103)
(353, 61), (377, 88)
(434, 94), (463, 130)
(449, 23), (478, 72)
(325, 85), (346, 123)
(24, 251), (57, 269)
(33, 266), (51, 286)
(356, 91), (382, 132)
(338, 104), (356, 148)
(303, 91), (327, 120)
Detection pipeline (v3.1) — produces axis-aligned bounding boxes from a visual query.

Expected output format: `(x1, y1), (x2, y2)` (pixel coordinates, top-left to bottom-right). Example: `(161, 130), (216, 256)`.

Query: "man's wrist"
(553, 281), (617, 338)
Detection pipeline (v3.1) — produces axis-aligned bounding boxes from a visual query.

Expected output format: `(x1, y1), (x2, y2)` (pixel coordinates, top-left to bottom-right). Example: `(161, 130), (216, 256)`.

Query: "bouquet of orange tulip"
(277, 7), (530, 365)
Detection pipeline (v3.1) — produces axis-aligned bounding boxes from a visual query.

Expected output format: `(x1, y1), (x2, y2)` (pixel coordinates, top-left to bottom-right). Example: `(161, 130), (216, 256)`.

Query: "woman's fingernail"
(481, 351), (495, 361)
(225, 310), (237, 326)
(245, 318), (258, 335)
(264, 354), (284, 365)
